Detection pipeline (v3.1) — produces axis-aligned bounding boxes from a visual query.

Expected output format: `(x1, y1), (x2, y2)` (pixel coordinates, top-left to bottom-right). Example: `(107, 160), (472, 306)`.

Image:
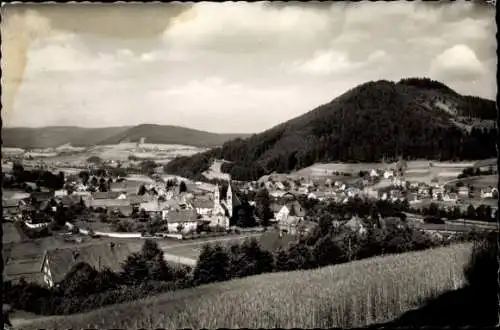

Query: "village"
(2, 156), (498, 290)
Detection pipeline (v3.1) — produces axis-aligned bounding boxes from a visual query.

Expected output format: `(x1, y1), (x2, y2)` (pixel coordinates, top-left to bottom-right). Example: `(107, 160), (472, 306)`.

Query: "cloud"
(290, 49), (388, 76)
(430, 44), (486, 81)
(2, 2), (497, 132)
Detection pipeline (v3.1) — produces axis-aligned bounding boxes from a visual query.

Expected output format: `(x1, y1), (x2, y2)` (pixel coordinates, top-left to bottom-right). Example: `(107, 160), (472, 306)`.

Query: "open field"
(294, 160), (474, 184)
(160, 233), (265, 261)
(443, 174), (498, 190)
(2, 222), (24, 244)
(203, 160), (231, 181)
(295, 162), (388, 177)
(22, 243), (473, 329)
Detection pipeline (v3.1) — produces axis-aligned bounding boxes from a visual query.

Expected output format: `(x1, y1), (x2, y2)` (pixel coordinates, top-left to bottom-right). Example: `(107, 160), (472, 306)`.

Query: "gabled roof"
(285, 201), (306, 217)
(270, 203), (283, 213)
(166, 209), (198, 223)
(86, 199), (131, 208)
(43, 242), (132, 284)
(192, 199), (214, 209)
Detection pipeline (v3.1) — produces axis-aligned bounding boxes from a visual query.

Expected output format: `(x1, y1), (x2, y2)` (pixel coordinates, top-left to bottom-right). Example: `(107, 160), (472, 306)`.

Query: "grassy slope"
(24, 243), (472, 329)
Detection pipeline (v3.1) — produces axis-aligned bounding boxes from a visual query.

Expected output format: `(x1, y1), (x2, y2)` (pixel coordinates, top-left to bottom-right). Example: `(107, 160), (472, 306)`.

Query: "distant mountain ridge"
(1, 124), (250, 149)
(165, 77), (497, 181)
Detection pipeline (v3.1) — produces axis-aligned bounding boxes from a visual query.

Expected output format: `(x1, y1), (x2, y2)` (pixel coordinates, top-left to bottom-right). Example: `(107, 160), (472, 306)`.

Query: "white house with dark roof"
(166, 209), (199, 233)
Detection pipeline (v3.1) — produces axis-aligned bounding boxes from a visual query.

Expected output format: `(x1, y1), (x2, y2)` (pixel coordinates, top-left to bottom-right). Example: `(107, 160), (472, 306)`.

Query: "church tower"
(214, 184), (220, 206)
(226, 181), (233, 218)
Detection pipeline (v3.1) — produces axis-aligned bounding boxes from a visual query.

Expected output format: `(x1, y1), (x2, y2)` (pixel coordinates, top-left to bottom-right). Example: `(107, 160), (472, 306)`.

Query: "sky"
(2, 1), (497, 133)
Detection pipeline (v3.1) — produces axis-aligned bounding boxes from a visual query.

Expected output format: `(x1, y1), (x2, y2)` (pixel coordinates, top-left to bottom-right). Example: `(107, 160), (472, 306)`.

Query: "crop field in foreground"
(23, 243), (472, 329)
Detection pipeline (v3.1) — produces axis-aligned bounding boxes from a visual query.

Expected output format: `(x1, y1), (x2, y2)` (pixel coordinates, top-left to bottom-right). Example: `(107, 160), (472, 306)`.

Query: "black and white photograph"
(1, 1), (498, 329)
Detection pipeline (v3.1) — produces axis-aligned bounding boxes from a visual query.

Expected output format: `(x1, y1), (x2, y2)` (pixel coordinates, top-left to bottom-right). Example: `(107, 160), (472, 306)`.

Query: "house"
(117, 192), (127, 200)
(407, 192), (419, 204)
(58, 195), (83, 208)
(297, 186), (310, 195)
(443, 193), (458, 203)
(383, 170), (394, 179)
(458, 186), (470, 198)
(54, 189), (68, 198)
(370, 169), (379, 178)
(275, 181), (286, 191)
(86, 199), (131, 209)
(275, 201), (306, 224)
(166, 209), (199, 233)
(432, 188), (444, 201)
(363, 188), (378, 199)
(343, 216), (368, 235)
(192, 198), (214, 216)
(480, 187), (498, 199)
(41, 242), (132, 288)
(269, 190), (286, 198)
(307, 191), (329, 201)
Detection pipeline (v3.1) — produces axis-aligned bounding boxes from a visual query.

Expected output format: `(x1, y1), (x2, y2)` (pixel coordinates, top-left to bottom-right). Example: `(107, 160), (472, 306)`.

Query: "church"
(210, 180), (241, 229)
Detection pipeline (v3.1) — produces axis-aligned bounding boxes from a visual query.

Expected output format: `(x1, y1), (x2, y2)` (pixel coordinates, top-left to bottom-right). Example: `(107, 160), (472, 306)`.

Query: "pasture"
(23, 243), (473, 329)
(445, 174), (498, 190)
(294, 160), (474, 184)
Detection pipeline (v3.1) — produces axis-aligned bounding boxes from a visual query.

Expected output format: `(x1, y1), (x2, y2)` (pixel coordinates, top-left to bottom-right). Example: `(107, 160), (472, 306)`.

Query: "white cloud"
(430, 44), (486, 81)
(3, 2), (497, 131)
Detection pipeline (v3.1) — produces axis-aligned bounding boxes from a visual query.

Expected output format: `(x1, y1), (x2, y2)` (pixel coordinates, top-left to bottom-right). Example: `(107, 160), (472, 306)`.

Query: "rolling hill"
(1, 125), (249, 149)
(165, 77), (497, 181)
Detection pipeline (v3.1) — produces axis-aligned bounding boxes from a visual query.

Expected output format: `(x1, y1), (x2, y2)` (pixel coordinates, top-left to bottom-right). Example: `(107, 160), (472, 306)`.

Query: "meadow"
(445, 174), (498, 190)
(22, 243), (473, 329)
(294, 160), (474, 184)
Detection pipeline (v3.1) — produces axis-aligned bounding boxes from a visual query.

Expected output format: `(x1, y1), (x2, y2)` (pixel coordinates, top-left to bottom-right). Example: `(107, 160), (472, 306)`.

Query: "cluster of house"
(2, 175), (243, 235)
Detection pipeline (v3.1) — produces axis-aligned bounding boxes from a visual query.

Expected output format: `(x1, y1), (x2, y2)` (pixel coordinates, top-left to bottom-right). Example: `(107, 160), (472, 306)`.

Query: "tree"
(229, 238), (274, 278)
(90, 176), (98, 187)
(87, 156), (103, 165)
(193, 244), (231, 285)
(138, 184), (147, 196)
(179, 181), (187, 193)
(312, 236), (343, 267)
(466, 205), (476, 219)
(59, 262), (100, 296)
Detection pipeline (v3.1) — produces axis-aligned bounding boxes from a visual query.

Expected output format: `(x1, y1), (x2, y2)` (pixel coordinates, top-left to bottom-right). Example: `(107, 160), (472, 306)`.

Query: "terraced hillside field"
(23, 243), (472, 329)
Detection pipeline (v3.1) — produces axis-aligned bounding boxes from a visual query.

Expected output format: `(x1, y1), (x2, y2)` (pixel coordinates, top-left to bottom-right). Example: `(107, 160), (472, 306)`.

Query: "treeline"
(165, 79), (497, 182)
(414, 203), (497, 223)
(3, 163), (65, 191)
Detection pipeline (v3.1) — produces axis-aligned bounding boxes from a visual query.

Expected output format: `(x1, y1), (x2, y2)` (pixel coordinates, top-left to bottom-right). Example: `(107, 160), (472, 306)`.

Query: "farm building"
(458, 186), (471, 198)
(480, 187), (499, 199)
(41, 242), (132, 288)
(166, 209), (199, 233)
(275, 201), (306, 224)
(192, 198), (214, 216)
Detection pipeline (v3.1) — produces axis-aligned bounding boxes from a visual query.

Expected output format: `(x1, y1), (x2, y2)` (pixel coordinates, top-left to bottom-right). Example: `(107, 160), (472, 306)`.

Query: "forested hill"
(165, 78), (497, 182)
(2, 124), (249, 149)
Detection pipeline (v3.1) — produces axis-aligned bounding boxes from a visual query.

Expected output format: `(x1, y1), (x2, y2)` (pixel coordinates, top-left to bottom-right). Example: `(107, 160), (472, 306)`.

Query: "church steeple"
(226, 181), (233, 218)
